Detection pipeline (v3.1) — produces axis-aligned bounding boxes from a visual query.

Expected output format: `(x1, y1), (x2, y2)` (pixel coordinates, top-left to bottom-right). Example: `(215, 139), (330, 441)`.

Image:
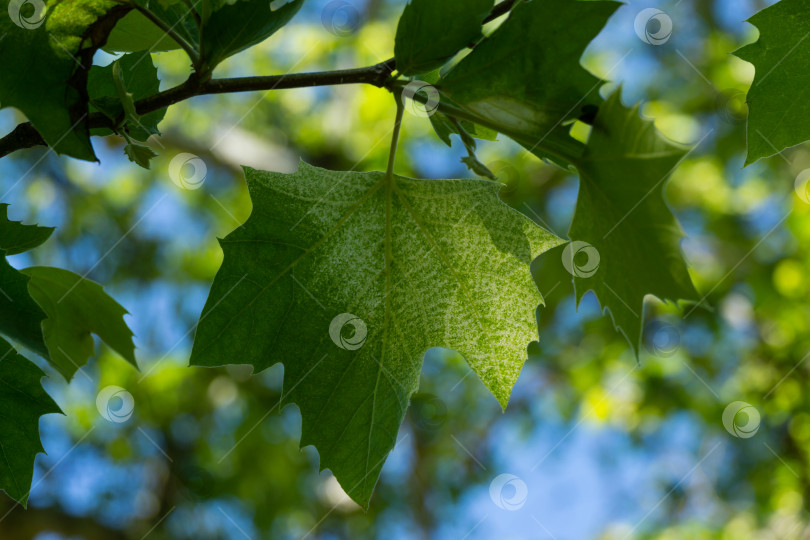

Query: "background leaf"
(22, 267), (137, 381)
(0, 204), (54, 256)
(0, 256), (48, 359)
(88, 50), (166, 141)
(568, 90), (699, 352)
(437, 0), (620, 164)
(0, 337), (61, 507)
(394, 0), (493, 76)
(0, 0), (127, 160)
(200, 0), (304, 71)
(734, 0), (810, 164)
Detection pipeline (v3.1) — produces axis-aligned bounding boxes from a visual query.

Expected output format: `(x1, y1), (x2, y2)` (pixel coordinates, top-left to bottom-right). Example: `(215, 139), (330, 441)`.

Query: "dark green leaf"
(0, 0), (128, 160)
(568, 90), (698, 352)
(103, 10), (182, 52)
(124, 143), (158, 169)
(0, 255), (49, 359)
(88, 51), (166, 141)
(22, 267), (137, 381)
(734, 0), (810, 164)
(394, 0), (494, 76)
(200, 0), (304, 71)
(437, 0), (620, 164)
(190, 161), (562, 507)
(0, 337), (61, 507)
(0, 204), (54, 256)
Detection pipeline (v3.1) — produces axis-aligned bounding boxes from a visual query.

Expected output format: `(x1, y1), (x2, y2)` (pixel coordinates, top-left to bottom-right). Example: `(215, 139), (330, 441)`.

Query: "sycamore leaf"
(22, 267), (137, 381)
(437, 0), (620, 164)
(103, 10), (182, 52)
(190, 161), (562, 507)
(200, 0), (304, 71)
(734, 0), (810, 164)
(568, 90), (698, 352)
(0, 256), (49, 359)
(124, 143), (158, 169)
(0, 0), (128, 160)
(0, 337), (61, 507)
(0, 204), (54, 256)
(88, 51), (166, 142)
(394, 0), (494, 76)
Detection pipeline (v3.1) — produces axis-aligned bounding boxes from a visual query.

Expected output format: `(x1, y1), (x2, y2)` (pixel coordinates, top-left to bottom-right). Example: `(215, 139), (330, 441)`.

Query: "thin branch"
(0, 59), (396, 158)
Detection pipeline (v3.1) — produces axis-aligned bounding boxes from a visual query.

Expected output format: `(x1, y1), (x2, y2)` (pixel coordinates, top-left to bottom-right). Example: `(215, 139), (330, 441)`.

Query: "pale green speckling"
(191, 160), (562, 507)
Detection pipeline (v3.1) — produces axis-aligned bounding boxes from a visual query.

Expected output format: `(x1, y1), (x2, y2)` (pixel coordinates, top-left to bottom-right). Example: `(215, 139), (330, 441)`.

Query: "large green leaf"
(568, 90), (698, 352)
(0, 0), (127, 160)
(22, 267), (137, 380)
(0, 204), (54, 256)
(190, 161), (562, 507)
(734, 0), (810, 164)
(394, 0), (493, 76)
(200, 0), (304, 71)
(0, 256), (49, 359)
(437, 0), (619, 164)
(0, 337), (61, 507)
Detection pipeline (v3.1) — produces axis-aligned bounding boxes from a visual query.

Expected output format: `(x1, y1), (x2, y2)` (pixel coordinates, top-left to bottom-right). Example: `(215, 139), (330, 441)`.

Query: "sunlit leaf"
(190, 161), (562, 507)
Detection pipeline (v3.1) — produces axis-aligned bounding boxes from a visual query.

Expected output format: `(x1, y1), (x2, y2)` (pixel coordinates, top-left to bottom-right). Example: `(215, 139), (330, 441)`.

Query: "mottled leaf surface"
(191, 161), (562, 507)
